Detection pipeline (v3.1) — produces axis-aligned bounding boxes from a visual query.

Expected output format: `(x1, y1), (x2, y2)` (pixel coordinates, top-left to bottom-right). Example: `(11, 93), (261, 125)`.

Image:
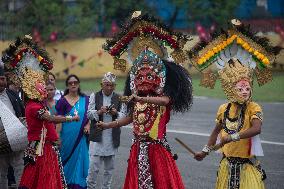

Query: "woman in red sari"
(2, 36), (79, 189)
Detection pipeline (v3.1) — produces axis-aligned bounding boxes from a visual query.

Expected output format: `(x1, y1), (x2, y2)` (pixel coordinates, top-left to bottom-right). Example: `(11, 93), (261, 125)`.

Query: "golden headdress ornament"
(103, 11), (190, 72)
(2, 36), (53, 101)
(218, 59), (253, 103)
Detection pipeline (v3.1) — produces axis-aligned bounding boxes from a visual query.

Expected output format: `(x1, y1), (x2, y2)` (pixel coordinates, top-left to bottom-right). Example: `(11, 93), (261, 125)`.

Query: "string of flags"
(52, 48), (79, 64)
(52, 47), (104, 77)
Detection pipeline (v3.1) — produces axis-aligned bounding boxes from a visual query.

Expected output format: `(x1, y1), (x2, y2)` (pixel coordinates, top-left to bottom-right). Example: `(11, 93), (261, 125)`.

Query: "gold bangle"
(65, 115), (72, 122)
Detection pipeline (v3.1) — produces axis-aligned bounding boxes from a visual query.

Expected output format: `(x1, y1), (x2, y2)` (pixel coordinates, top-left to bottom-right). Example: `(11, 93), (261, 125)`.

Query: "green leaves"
(2, 0), (153, 41)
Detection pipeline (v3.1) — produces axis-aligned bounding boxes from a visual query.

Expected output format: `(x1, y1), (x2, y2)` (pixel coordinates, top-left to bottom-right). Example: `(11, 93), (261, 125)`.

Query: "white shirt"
(87, 91), (126, 156)
(53, 89), (63, 101)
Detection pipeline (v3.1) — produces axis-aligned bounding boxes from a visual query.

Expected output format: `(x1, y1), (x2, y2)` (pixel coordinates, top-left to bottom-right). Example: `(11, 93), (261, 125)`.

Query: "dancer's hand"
(194, 151), (207, 161)
(96, 121), (109, 129)
(128, 94), (141, 103)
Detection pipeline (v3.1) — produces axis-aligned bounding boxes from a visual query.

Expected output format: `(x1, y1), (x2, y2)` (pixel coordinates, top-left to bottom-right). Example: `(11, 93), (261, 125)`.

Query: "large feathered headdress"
(103, 11), (190, 72)
(104, 11), (193, 112)
(187, 19), (282, 102)
(2, 35), (53, 101)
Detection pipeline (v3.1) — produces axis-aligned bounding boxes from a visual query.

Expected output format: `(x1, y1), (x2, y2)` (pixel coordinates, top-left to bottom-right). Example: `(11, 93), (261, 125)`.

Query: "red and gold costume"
(103, 12), (192, 188)
(2, 36), (67, 189)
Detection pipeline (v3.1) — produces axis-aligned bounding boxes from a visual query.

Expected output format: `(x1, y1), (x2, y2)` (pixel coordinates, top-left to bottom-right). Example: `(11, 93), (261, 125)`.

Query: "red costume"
(2, 36), (67, 189)
(125, 105), (185, 189)
(19, 101), (66, 189)
(103, 12), (193, 188)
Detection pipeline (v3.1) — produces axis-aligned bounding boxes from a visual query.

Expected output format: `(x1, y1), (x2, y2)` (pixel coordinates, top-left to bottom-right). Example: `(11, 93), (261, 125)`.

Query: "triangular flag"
(62, 52), (68, 59)
(97, 50), (103, 58)
(53, 48), (58, 54)
(78, 60), (85, 67)
(70, 55), (77, 64)
(63, 68), (69, 75)
(70, 64), (76, 68)
(55, 72), (60, 77)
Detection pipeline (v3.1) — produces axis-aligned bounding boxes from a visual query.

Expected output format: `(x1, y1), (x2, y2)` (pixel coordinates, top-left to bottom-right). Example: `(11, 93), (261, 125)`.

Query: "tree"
(93, 0), (155, 36)
(62, 0), (99, 39)
(14, 0), (65, 41)
(170, 0), (240, 28)
(1, 0), (154, 40)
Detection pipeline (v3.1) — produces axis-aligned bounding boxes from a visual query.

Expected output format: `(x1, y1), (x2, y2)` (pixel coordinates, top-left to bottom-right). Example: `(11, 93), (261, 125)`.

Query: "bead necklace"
(222, 103), (246, 134)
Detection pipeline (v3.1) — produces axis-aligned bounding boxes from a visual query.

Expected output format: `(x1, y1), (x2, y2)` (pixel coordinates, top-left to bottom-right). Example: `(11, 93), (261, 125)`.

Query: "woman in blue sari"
(56, 74), (90, 189)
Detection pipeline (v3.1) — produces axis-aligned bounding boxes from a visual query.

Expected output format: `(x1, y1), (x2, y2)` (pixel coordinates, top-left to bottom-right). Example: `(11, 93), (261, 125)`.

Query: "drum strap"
(36, 123), (47, 156)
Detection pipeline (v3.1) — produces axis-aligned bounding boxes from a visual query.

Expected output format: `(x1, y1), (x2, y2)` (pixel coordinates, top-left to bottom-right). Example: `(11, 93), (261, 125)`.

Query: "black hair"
(163, 60), (193, 112)
(124, 60), (193, 113)
(48, 72), (56, 80)
(63, 74), (85, 96)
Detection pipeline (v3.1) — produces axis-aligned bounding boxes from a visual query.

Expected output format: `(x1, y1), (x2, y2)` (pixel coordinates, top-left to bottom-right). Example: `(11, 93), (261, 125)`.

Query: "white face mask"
(234, 80), (251, 103)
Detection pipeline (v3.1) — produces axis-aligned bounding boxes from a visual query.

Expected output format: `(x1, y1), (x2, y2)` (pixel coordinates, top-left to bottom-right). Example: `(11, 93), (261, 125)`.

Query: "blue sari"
(56, 95), (89, 189)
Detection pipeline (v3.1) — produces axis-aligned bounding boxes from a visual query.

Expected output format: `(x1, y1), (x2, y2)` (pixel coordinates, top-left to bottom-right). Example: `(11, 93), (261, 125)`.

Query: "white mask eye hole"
(147, 75), (153, 80)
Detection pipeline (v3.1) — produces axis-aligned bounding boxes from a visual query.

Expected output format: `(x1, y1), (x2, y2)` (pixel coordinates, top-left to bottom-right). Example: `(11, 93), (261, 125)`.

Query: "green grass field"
(56, 73), (284, 102)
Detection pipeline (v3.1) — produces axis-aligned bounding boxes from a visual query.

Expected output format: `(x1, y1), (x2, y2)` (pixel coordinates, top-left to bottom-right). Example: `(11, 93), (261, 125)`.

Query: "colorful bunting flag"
(53, 48), (58, 54)
(55, 53), (95, 78)
(97, 50), (103, 58)
(63, 68), (69, 75)
(70, 55), (78, 64)
(78, 60), (85, 67)
(62, 52), (68, 59)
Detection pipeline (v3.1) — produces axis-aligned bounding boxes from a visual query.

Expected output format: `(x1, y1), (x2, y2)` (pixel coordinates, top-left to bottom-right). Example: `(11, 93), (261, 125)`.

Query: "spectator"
(48, 72), (63, 101)
(0, 66), (25, 189)
(55, 74), (90, 189)
(45, 82), (57, 116)
(87, 72), (125, 189)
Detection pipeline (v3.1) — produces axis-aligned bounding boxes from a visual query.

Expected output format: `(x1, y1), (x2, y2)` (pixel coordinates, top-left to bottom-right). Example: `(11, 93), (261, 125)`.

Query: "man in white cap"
(87, 72), (125, 189)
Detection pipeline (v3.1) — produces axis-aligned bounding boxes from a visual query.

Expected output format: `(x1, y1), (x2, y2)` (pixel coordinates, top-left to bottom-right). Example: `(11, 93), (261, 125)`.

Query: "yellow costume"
(216, 102), (262, 158)
(188, 19), (282, 189)
(215, 102), (265, 189)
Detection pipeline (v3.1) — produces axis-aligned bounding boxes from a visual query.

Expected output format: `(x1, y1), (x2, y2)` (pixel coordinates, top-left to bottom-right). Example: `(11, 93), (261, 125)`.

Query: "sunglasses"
(102, 83), (115, 87)
(68, 81), (79, 86)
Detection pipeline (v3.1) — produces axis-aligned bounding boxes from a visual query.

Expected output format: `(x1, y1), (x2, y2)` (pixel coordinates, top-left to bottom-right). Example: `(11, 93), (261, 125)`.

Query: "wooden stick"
(175, 138), (196, 156)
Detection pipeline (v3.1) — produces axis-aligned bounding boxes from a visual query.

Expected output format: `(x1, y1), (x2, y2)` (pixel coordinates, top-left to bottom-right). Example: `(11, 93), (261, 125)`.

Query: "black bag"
(89, 120), (103, 142)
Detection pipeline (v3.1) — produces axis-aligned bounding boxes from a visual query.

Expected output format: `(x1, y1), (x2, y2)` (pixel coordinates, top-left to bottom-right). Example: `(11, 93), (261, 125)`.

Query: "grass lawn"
(56, 73), (284, 102)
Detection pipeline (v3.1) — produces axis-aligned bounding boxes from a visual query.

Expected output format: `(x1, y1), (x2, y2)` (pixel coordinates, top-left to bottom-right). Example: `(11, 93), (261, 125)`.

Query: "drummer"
(0, 65), (25, 189)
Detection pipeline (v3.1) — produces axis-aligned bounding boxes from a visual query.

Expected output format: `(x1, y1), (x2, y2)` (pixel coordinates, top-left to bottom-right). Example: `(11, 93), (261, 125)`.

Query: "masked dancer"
(97, 12), (193, 189)
(189, 19), (282, 189)
(2, 36), (80, 189)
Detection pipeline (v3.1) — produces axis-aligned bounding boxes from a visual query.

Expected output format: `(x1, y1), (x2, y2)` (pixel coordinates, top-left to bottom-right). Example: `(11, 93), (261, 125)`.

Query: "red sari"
(18, 100), (67, 189)
(123, 103), (185, 189)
